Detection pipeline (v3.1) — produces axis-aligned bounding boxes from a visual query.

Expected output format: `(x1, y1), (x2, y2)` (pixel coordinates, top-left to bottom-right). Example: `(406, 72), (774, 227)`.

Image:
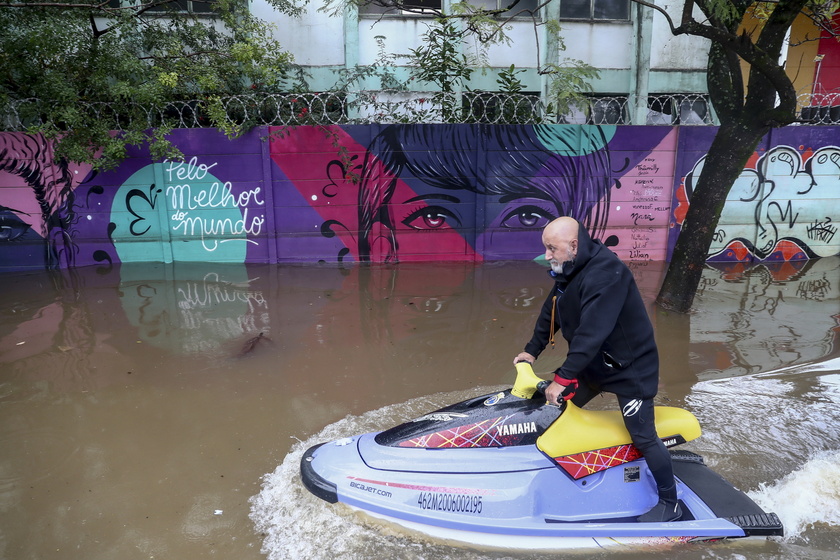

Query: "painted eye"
(500, 205), (556, 229)
(0, 213), (32, 242)
(402, 206), (460, 230)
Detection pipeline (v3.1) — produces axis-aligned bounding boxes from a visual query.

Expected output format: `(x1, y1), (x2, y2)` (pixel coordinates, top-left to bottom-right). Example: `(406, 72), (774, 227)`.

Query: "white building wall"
(250, 2), (345, 66)
(463, 21), (542, 68)
(560, 22), (634, 70)
(648, 3), (710, 71)
(357, 18), (428, 65)
(348, 17), (638, 75)
(357, 18), (542, 68)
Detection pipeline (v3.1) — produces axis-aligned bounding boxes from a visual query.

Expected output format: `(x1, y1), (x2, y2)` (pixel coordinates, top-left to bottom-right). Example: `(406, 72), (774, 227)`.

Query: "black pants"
(572, 385), (676, 498)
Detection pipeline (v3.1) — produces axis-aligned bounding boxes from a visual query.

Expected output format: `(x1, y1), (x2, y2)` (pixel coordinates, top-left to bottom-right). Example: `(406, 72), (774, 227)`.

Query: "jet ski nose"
(301, 443), (339, 503)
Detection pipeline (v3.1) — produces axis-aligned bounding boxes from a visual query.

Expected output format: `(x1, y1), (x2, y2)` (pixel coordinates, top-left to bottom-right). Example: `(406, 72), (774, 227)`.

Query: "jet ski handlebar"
(511, 361), (552, 399)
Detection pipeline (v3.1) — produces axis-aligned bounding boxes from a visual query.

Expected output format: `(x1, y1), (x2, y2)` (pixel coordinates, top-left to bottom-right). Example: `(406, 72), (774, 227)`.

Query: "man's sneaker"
(637, 499), (682, 522)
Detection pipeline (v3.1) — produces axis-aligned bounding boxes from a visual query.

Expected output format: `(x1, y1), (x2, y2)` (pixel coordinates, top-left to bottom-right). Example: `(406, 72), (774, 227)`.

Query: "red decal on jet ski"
(398, 417), (504, 447)
(398, 415), (537, 448)
(347, 476), (495, 495)
(554, 444), (643, 479)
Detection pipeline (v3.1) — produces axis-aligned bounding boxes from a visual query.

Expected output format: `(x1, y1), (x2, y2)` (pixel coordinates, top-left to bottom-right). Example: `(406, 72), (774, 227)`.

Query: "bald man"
(513, 217), (680, 523)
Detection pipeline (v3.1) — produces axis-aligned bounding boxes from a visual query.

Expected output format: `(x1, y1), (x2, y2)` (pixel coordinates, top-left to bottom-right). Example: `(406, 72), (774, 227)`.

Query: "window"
(361, 0), (538, 17)
(149, 0), (216, 13)
(107, 0), (216, 13)
(403, 0), (441, 10)
(362, 0), (442, 16)
(588, 97), (626, 124)
(559, 0), (629, 20)
(553, 96), (628, 124)
(470, 0), (541, 18)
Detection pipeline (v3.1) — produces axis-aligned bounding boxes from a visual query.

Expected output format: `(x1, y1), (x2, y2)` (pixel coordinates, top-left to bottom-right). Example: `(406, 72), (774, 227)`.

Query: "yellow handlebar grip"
(511, 361), (544, 399)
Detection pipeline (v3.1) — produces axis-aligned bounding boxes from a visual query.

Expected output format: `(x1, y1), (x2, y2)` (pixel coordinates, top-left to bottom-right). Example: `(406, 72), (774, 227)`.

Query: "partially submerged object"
(236, 331), (269, 358)
(300, 363), (782, 549)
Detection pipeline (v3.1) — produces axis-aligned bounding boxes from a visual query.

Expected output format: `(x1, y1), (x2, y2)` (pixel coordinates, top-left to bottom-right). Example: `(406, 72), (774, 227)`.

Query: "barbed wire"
(797, 91), (840, 124)
(1, 91), (739, 131)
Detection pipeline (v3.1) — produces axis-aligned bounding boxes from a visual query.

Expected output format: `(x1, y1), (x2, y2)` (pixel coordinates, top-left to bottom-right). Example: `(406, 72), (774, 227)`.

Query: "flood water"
(1, 258), (839, 560)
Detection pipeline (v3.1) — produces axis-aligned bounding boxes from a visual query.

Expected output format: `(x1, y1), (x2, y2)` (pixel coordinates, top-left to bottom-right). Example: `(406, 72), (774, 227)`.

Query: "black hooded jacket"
(523, 224), (659, 399)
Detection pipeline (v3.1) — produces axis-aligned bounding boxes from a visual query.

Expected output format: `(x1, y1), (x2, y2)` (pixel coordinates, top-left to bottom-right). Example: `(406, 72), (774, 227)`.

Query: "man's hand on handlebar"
(513, 352), (536, 365)
(545, 377), (578, 405)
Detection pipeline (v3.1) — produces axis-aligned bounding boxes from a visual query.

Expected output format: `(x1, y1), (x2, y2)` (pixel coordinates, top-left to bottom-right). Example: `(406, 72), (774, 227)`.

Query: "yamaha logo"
(496, 421), (537, 437)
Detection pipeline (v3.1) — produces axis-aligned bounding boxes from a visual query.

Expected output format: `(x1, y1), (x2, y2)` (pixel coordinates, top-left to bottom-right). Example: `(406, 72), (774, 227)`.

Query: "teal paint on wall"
(110, 163), (254, 264)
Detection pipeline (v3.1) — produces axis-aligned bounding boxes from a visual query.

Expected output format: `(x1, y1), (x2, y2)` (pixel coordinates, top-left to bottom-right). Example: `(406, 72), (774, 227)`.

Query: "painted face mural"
(269, 124), (676, 263)
(0, 133), (93, 269)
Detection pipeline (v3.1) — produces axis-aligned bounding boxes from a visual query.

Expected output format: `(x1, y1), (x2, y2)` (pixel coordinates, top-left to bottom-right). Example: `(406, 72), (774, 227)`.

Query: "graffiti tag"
(163, 158), (265, 251)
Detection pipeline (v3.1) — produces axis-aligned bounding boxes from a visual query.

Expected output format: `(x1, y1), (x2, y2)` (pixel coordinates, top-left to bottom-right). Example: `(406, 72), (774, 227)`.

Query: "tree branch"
(633, 0), (802, 113)
(680, 0), (694, 26)
(628, 0), (680, 33)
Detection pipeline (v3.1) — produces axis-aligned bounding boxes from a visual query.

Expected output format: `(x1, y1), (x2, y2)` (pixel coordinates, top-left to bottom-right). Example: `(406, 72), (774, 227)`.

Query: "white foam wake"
(748, 449), (840, 541)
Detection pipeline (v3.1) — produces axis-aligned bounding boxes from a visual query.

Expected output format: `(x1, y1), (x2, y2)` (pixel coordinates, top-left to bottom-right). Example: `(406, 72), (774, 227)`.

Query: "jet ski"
(300, 362), (783, 550)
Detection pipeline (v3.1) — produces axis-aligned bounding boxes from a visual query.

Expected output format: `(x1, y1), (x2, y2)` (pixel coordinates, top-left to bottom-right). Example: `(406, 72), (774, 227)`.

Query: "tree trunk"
(655, 119), (768, 312)
(651, 0), (807, 313)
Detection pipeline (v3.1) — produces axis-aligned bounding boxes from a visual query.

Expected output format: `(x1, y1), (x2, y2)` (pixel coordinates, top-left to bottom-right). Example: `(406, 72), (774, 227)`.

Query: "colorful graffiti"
(2, 125), (840, 271)
(675, 144), (840, 261)
(111, 157), (266, 263)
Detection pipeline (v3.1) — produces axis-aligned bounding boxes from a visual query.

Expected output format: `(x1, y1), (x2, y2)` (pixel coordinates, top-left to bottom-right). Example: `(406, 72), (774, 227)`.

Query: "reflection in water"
(0, 259), (838, 560)
(690, 258), (840, 379)
(118, 263), (269, 356)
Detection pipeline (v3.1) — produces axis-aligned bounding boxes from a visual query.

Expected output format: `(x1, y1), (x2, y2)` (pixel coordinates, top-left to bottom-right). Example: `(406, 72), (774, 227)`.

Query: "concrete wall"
(1, 125), (838, 271)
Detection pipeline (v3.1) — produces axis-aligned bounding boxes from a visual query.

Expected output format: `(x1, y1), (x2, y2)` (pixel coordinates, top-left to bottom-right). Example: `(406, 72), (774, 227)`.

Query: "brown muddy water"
(1, 259), (839, 560)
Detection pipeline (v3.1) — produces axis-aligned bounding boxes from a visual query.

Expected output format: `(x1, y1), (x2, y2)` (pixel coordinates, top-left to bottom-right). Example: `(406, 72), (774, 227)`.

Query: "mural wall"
(1, 125), (839, 271)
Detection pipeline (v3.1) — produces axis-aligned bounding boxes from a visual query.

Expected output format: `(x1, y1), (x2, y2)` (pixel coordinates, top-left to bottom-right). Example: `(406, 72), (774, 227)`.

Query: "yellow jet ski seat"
(537, 402), (702, 479)
(511, 362), (701, 479)
(538, 400), (701, 456)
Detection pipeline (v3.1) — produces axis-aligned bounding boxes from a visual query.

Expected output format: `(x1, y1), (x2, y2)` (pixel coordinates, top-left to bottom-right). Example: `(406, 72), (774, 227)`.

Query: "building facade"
(250, 0), (840, 124)
(250, 0), (711, 123)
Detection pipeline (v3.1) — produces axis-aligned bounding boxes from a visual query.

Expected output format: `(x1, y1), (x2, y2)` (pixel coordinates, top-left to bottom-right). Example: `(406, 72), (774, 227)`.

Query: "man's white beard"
(549, 248), (575, 274)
